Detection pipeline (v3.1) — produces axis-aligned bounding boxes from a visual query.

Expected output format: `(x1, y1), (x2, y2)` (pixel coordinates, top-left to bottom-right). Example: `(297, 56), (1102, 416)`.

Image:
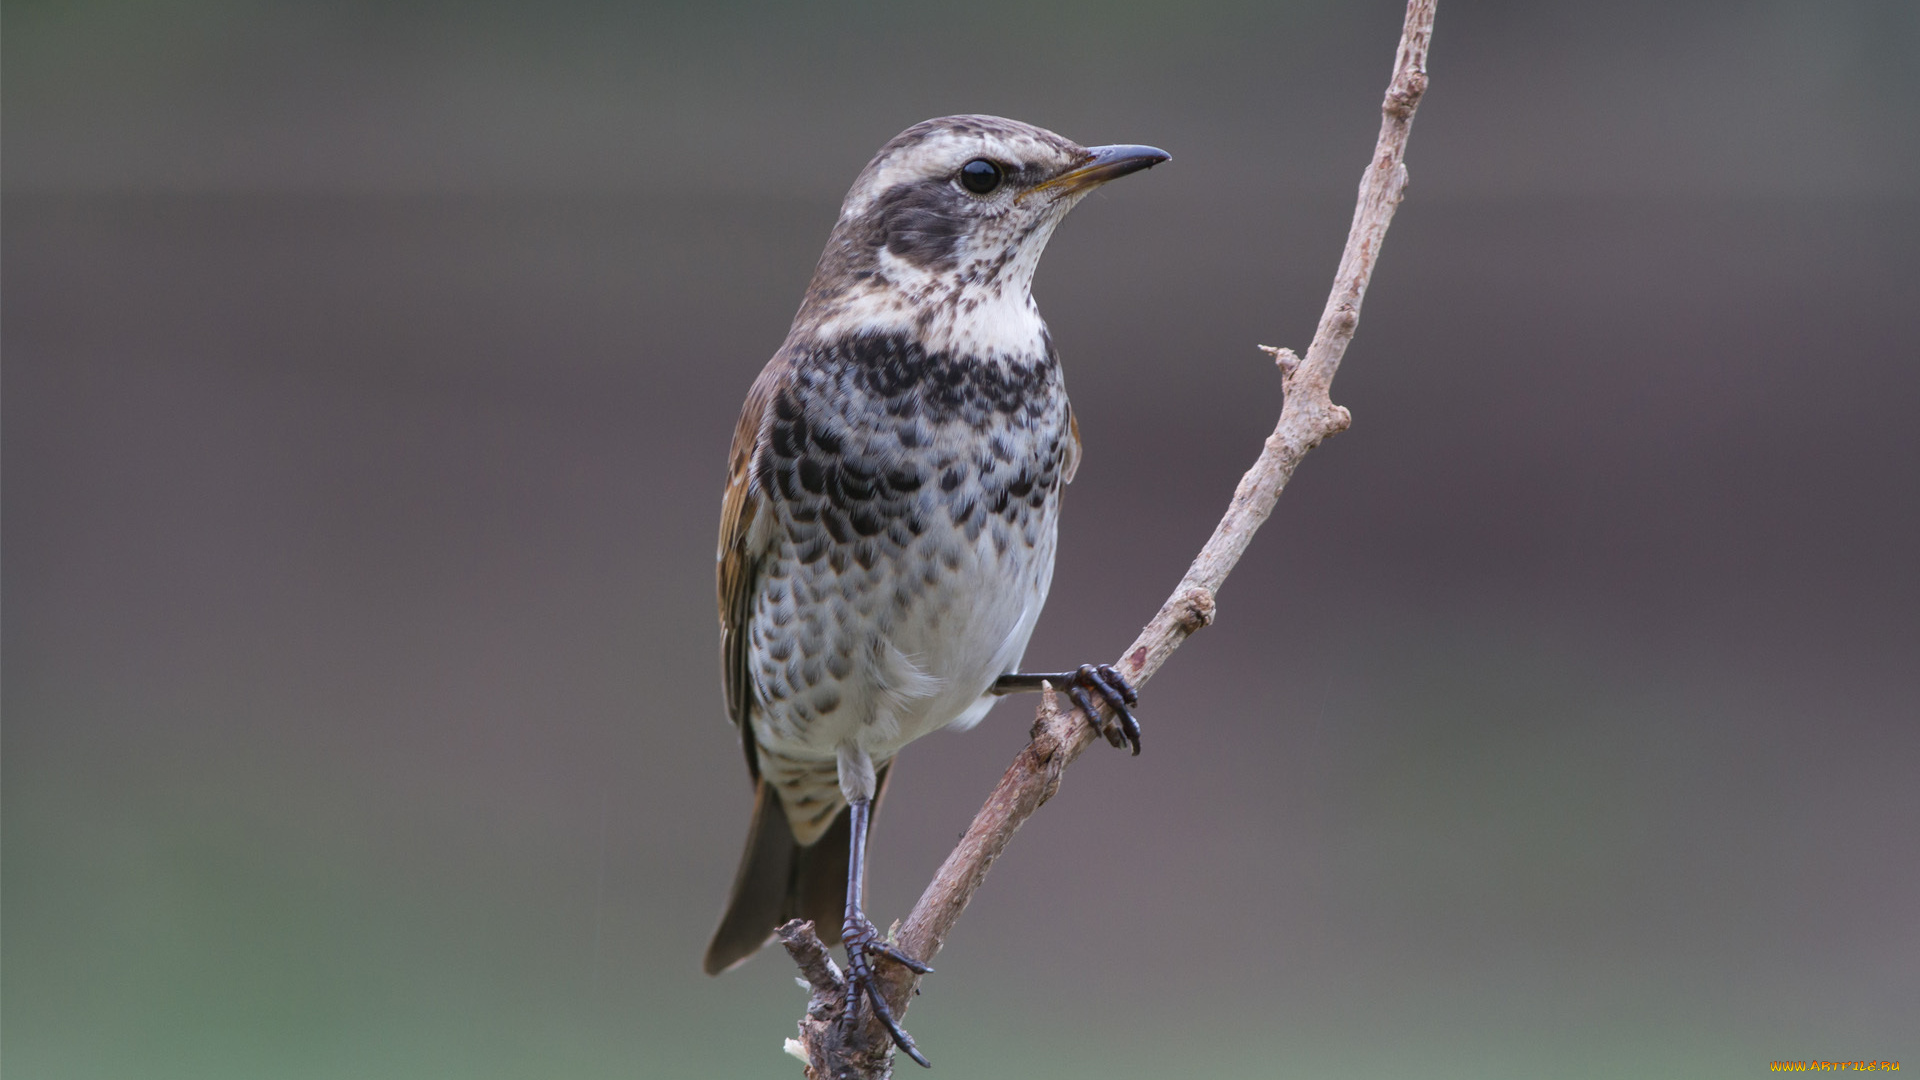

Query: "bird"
(704, 114), (1168, 1065)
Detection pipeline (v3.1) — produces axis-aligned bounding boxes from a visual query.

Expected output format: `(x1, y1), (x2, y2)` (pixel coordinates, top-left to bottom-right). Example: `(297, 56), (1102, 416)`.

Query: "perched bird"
(705, 115), (1168, 1064)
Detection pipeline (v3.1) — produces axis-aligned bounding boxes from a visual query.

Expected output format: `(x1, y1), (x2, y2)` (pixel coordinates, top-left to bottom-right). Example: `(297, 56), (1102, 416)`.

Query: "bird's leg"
(992, 664), (1142, 754)
(839, 796), (934, 1068)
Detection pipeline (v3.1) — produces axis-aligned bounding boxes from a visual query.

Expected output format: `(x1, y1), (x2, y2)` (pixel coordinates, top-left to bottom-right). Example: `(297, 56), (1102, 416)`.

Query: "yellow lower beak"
(1027, 144), (1171, 198)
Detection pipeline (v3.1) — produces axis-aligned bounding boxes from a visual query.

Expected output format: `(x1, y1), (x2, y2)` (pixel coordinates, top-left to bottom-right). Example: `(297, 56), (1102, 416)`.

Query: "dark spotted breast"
(754, 333), (1072, 576)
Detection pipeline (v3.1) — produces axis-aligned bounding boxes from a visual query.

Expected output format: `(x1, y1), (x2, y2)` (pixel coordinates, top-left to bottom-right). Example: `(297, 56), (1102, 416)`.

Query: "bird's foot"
(840, 912), (933, 1068)
(992, 664), (1143, 753)
(1066, 663), (1142, 754)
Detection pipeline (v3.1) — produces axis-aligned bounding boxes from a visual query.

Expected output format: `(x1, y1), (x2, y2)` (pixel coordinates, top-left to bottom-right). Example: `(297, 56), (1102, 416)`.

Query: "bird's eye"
(958, 158), (1003, 195)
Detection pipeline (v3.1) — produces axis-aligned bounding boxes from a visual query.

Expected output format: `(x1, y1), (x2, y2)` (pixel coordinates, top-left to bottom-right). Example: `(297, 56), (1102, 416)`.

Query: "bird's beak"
(1027, 144), (1171, 199)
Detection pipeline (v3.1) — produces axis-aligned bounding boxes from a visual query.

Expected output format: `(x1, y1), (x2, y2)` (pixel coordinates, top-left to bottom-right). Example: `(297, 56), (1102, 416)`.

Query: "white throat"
(806, 213), (1066, 359)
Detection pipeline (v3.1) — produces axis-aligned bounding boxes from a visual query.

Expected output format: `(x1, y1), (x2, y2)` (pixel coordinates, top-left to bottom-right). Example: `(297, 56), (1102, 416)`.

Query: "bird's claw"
(1063, 663), (1142, 754)
(840, 914), (933, 1067)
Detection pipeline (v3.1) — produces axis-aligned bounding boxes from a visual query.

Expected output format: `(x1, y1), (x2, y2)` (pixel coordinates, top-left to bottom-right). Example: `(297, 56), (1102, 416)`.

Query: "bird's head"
(794, 115), (1169, 356)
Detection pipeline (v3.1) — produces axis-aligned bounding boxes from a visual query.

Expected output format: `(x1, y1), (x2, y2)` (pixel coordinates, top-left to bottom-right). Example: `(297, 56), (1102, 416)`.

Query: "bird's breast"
(747, 333), (1073, 759)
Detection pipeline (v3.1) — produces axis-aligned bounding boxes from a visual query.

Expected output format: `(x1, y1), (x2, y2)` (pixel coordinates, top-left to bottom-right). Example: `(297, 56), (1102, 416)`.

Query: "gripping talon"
(1100, 669), (1142, 754)
(1081, 663), (1138, 711)
(991, 665), (1144, 754)
(1116, 708), (1142, 755)
(841, 920), (932, 1067)
(1070, 664), (1141, 753)
(1079, 664), (1142, 754)
(864, 974), (930, 1068)
(1066, 682), (1120, 747)
(873, 940), (933, 974)
(1097, 663), (1139, 706)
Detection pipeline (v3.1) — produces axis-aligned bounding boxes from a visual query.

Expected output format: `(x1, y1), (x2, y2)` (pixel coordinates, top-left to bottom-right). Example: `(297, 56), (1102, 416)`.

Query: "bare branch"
(777, 920), (843, 1001)
(787, 1), (1437, 1071)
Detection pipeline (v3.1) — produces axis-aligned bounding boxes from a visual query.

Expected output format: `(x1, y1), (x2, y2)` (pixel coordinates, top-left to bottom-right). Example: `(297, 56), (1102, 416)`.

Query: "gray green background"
(5, 1), (1917, 1077)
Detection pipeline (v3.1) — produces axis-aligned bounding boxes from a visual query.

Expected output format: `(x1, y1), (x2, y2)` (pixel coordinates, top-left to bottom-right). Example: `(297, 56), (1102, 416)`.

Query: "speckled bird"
(704, 115), (1168, 1064)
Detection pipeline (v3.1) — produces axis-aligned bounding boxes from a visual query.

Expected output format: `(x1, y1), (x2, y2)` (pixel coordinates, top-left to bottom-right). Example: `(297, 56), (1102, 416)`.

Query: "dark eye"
(958, 158), (1003, 195)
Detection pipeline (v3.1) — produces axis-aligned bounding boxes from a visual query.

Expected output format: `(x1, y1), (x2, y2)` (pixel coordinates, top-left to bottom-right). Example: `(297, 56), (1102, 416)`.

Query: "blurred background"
(5, 1), (1917, 1077)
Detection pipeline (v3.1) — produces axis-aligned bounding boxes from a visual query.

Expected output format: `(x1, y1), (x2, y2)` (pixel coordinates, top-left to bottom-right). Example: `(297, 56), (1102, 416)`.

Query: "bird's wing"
(718, 355), (788, 782)
(1063, 401), (1082, 484)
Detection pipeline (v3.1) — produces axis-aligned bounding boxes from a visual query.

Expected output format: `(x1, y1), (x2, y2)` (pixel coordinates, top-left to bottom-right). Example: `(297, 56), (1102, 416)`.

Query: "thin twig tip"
(1259, 345), (1301, 375)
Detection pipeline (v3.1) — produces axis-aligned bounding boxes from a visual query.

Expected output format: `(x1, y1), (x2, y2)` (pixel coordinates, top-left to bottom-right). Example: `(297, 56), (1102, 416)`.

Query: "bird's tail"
(702, 765), (891, 975)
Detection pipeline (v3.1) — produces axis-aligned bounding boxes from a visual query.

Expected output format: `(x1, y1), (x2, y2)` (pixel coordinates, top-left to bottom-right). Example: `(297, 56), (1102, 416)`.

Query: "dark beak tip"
(1093, 144), (1172, 167)
(1075, 144), (1172, 186)
(1031, 143), (1171, 197)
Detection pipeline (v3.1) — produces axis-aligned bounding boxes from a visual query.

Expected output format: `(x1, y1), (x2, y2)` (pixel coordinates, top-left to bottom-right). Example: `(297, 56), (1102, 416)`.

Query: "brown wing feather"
(718, 355), (791, 783)
(1063, 401), (1082, 484)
